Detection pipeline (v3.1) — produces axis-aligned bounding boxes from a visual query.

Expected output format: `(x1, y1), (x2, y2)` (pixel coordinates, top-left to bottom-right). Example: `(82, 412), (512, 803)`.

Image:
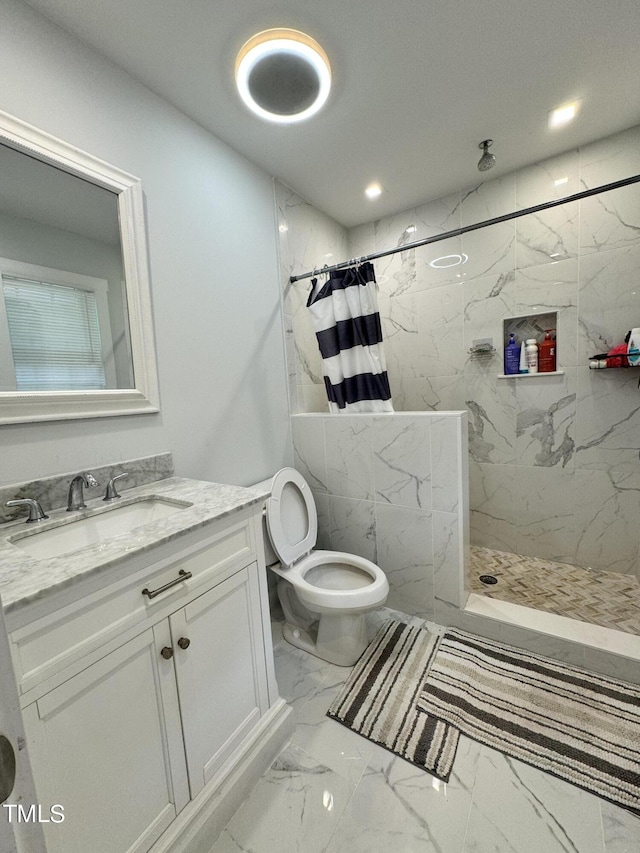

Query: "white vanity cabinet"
(169, 565), (268, 798)
(22, 626), (184, 853)
(5, 507), (283, 853)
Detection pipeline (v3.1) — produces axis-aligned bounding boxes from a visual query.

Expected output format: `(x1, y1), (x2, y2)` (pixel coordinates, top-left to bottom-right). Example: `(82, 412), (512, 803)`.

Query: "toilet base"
(282, 622), (318, 658)
(282, 611), (369, 667)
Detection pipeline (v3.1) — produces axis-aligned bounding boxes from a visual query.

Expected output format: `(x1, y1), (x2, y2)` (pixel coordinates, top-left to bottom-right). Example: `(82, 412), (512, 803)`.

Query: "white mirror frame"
(0, 109), (159, 424)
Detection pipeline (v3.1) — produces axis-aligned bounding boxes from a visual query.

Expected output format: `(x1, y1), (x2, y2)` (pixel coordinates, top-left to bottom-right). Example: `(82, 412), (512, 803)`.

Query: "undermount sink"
(9, 497), (191, 560)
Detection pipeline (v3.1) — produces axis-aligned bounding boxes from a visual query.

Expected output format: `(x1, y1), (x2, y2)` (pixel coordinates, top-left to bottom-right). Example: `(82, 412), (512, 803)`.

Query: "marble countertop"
(0, 477), (269, 614)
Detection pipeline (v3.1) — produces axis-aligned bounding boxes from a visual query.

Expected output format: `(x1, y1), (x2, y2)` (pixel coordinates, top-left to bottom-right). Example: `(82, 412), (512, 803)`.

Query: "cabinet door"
(170, 563), (268, 797)
(22, 627), (188, 853)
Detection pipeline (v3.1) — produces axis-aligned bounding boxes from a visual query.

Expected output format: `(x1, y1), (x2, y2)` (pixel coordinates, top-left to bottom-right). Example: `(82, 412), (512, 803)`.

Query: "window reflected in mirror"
(0, 143), (134, 393)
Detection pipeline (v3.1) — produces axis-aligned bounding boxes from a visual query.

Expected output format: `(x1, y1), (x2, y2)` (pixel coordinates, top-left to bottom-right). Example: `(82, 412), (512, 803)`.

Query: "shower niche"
(498, 311), (563, 378)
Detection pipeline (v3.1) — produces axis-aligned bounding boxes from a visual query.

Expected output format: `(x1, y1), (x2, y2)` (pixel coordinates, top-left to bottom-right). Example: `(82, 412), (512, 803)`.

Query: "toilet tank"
(261, 513), (280, 567)
(251, 476), (280, 567)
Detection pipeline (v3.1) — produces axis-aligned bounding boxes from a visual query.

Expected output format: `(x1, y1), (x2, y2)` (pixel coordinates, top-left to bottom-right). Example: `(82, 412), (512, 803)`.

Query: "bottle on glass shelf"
(504, 333), (520, 375)
(538, 331), (556, 372)
(525, 339), (538, 373)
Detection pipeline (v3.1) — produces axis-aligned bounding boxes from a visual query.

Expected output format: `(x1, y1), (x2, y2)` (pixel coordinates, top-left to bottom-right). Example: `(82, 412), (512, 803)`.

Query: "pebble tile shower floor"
(470, 546), (640, 635)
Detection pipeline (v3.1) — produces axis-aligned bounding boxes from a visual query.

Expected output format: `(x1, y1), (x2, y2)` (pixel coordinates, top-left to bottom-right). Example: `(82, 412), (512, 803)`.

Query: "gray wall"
(0, 0), (291, 488)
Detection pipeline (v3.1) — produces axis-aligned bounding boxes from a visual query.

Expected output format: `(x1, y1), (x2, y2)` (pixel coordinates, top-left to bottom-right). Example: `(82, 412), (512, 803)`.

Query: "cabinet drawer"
(11, 516), (255, 697)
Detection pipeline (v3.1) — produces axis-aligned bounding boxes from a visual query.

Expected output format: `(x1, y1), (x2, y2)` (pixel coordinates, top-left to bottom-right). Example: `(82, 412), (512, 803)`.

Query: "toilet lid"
(265, 468), (317, 567)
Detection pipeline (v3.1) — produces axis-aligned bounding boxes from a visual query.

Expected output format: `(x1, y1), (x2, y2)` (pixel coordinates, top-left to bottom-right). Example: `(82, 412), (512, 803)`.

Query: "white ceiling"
(24, 0), (640, 227)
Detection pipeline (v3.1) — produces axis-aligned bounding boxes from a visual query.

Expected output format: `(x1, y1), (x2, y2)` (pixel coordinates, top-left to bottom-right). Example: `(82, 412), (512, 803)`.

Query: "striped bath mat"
(327, 620), (459, 780)
(417, 629), (640, 814)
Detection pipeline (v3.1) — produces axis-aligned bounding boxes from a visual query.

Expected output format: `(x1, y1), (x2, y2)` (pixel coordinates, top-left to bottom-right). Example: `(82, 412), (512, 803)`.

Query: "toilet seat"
(265, 468), (318, 567)
(270, 550), (388, 612)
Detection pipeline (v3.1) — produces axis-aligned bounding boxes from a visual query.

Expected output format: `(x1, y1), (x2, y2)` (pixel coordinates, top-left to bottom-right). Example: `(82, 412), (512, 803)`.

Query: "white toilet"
(261, 467), (389, 666)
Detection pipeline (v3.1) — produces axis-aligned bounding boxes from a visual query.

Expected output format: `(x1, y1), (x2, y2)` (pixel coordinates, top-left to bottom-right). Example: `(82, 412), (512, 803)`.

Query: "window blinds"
(3, 277), (107, 391)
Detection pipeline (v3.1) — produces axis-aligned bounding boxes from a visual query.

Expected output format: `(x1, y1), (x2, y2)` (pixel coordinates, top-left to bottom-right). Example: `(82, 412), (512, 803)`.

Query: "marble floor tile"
(210, 614), (638, 853)
(462, 746), (606, 853)
(601, 802), (640, 853)
(273, 638), (333, 713)
(290, 668), (375, 787)
(325, 736), (481, 853)
(208, 743), (355, 853)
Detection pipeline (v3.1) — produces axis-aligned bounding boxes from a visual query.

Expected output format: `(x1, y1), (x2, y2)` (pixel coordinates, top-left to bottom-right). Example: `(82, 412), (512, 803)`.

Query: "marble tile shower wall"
(278, 125), (640, 580)
(291, 412), (469, 624)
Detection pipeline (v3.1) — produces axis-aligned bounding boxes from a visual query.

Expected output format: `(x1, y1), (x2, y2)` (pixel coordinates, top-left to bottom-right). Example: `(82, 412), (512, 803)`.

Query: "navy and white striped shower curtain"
(307, 262), (393, 413)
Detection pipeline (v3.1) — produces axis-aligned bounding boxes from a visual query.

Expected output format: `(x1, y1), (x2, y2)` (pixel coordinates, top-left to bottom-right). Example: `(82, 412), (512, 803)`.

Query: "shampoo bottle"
(525, 339), (539, 373)
(627, 328), (640, 366)
(504, 333), (519, 375)
(538, 331), (556, 372)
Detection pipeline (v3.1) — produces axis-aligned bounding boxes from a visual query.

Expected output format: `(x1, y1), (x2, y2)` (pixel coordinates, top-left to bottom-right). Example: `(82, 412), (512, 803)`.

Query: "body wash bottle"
(504, 333), (519, 374)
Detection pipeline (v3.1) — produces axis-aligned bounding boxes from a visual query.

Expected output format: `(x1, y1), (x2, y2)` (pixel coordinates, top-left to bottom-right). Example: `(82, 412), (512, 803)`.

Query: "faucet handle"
(103, 472), (128, 502)
(6, 498), (49, 523)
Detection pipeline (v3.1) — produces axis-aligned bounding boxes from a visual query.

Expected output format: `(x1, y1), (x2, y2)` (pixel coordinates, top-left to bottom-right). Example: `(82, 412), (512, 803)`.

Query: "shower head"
(477, 139), (496, 172)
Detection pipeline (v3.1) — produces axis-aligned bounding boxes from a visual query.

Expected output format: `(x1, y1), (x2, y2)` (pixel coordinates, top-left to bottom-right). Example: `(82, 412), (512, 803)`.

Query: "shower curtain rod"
(289, 172), (640, 284)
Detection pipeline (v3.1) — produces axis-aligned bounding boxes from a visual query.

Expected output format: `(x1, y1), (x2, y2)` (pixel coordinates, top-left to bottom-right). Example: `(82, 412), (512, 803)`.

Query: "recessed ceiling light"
(235, 28), (331, 124)
(554, 176), (569, 186)
(548, 102), (579, 129)
(429, 253), (469, 269)
(405, 225), (417, 234)
(365, 183), (383, 199)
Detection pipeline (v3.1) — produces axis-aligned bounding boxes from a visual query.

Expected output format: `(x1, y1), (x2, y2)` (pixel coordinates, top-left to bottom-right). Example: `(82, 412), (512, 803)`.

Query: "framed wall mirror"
(0, 109), (159, 424)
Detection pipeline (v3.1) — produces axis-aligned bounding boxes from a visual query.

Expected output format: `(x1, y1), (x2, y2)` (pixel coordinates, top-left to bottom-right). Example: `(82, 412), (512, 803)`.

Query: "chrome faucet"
(5, 498), (49, 523)
(67, 472), (98, 511)
(103, 472), (128, 501)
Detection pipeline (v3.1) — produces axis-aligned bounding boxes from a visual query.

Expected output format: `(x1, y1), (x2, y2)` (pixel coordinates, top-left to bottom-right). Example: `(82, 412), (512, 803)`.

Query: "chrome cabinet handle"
(160, 646), (174, 660)
(177, 637), (190, 650)
(142, 569), (192, 600)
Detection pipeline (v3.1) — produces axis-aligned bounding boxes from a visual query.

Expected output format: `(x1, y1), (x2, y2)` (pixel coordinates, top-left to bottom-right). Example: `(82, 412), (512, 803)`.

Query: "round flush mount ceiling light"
(235, 28), (331, 124)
